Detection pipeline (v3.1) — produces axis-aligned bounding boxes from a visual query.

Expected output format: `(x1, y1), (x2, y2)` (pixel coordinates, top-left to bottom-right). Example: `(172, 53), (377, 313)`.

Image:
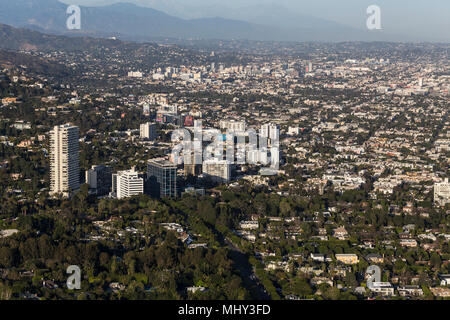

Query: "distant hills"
(0, 48), (70, 77)
(0, 0), (407, 43)
(0, 23), (207, 77)
(0, 23), (130, 52)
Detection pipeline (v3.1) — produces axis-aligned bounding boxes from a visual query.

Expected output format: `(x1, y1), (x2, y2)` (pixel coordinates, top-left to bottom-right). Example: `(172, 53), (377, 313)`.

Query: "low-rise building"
(335, 254), (359, 265)
(369, 282), (394, 296)
(311, 253), (326, 262)
(397, 285), (424, 297)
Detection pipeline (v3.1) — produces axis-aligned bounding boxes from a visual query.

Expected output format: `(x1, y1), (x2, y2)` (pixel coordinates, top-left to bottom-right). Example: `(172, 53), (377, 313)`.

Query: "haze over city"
(60, 0), (450, 42)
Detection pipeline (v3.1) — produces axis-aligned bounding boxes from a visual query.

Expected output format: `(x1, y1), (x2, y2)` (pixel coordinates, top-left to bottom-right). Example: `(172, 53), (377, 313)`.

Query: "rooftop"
(148, 158), (177, 168)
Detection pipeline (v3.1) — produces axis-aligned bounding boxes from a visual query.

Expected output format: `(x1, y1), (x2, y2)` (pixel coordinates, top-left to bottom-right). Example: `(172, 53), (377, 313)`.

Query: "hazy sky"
(60, 0), (450, 42)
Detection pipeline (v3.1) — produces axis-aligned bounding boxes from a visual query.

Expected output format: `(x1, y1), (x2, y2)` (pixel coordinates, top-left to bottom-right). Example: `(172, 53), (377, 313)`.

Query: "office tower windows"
(147, 159), (177, 198)
(86, 165), (112, 196)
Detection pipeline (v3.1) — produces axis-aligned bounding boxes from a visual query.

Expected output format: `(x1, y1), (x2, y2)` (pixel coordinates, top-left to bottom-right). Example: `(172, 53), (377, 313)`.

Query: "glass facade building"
(147, 159), (177, 198)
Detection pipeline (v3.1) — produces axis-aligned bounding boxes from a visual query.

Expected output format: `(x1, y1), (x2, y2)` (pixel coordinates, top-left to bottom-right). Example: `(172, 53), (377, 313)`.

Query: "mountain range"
(0, 0), (413, 43)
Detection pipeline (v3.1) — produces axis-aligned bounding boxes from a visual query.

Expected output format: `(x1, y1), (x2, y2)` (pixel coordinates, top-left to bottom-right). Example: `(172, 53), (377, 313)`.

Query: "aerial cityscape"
(0, 0), (449, 305)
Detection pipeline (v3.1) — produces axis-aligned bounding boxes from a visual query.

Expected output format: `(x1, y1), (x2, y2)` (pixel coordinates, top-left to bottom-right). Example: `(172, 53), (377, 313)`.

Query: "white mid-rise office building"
(202, 160), (231, 184)
(157, 105), (178, 115)
(219, 120), (246, 132)
(114, 169), (144, 199)
(140, 122), (157, 140)
(288, 126), (300, 135)
(260, 123), (280, 141)
(50, 124), (80, 197)
(434, 178), (450, 207)
(247, 149), (269, 165)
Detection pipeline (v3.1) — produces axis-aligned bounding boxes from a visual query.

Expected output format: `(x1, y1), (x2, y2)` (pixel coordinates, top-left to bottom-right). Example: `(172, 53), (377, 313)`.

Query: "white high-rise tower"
(50, 124), (80, 197)
(140, 122), (157, 140)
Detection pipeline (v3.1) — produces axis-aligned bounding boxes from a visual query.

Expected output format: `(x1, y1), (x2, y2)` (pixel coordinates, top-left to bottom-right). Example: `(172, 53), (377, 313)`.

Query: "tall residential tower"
(50, 124), (80, 197)
(140, 122), (157, 140)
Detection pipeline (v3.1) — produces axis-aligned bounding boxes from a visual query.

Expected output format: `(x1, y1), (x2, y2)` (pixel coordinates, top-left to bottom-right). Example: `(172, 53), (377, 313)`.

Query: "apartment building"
(140, 122), (157, 140)
(49, 124), (80, 197)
